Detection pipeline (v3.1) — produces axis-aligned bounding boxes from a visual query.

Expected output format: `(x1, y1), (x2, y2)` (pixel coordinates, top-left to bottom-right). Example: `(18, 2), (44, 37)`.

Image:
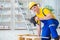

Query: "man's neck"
(36, 8), (40, 14)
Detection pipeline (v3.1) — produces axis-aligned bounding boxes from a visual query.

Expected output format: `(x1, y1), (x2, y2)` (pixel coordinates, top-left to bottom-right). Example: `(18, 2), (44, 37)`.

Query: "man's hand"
(39, 18), (45, 20)
(35, 17), (40, 21)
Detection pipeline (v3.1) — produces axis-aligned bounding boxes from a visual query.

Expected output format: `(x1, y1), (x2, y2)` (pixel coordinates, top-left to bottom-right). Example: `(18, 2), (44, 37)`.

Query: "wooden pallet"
(18, 34), (60, 40)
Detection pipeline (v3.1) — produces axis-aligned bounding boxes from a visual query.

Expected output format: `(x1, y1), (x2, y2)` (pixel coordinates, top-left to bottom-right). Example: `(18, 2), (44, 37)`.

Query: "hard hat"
(28, 2), (37, 9)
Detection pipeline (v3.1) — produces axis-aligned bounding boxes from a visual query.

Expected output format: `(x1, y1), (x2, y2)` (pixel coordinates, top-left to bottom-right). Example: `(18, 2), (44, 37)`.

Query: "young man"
(29, 2), (59, 40)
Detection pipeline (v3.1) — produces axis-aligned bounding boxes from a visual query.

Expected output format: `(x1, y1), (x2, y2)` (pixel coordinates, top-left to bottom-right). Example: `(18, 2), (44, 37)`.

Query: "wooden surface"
(18, 34), (60, 40)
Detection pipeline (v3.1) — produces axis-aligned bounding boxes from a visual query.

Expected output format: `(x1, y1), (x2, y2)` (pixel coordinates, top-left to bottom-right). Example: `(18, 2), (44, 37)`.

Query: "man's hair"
(30, 15), (37, 26)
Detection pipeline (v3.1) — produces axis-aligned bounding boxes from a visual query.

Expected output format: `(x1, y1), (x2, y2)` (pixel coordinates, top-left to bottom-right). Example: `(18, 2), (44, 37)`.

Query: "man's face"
(31, 6), (39, 12)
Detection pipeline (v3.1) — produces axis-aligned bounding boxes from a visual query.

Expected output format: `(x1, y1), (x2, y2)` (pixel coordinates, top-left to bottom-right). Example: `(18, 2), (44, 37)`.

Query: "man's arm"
(39, 13), (54, 20)
(36, 23), (41, 36)
(33, 16), (41, 36)
(44, 13), (54, 19)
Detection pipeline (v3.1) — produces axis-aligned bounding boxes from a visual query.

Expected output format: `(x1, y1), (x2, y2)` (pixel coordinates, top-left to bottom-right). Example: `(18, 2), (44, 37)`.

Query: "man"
(29, 2), (59, 40)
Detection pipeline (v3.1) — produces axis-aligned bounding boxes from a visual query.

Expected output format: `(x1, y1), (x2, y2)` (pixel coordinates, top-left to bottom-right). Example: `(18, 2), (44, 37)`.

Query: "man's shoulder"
(39, 7), (49, 11)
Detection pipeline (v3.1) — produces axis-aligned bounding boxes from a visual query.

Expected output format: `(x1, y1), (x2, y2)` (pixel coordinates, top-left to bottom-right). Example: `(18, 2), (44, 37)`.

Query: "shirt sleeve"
(35, 20), (41, 25)
(44, 8), (51, 15)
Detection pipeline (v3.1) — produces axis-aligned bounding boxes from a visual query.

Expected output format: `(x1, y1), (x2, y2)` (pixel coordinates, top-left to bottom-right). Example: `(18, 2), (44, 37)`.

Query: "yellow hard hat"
(28, 2), (37, 9)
